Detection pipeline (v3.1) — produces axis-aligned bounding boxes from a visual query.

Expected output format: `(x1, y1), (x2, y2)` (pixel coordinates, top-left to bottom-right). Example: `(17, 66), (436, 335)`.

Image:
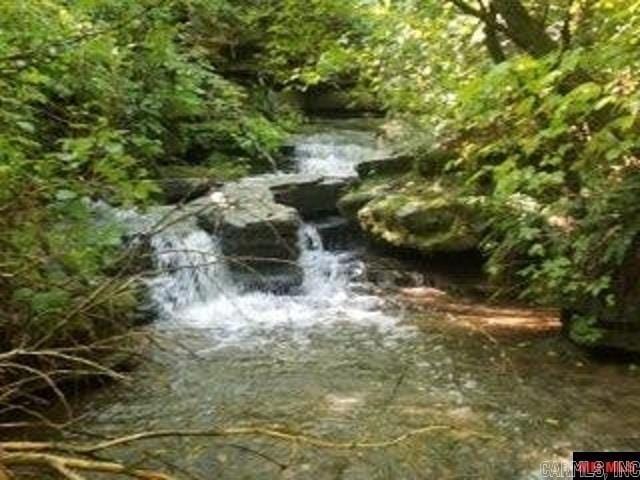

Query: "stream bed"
(57, 121), (640, 479)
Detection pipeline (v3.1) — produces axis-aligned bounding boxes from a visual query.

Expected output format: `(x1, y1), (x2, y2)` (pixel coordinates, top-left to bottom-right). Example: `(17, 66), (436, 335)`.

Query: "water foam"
(294, 130), (386, 177)
(151, 222), (402, 346)
(102, 127), (409, 347)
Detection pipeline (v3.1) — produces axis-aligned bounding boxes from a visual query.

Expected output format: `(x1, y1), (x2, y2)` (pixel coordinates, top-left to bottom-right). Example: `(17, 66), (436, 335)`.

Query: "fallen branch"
(0, 452), (174, 480)
(1, 424), (455, 455)
(0, 422), (499, 478)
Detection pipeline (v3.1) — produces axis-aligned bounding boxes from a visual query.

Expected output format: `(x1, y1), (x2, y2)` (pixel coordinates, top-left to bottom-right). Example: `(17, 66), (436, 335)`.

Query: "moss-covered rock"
(339, 173), (483, 255)
(359, 189), (481, 254)
(338, 189), (383, 221)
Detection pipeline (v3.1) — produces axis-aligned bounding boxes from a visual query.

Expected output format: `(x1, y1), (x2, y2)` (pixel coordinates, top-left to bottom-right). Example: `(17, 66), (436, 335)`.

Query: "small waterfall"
(136, 218), (396, 346)
(95, 125), (406, 346)
(294, 131), (385, 177)
(298, 223), (357, 301)
(149, 225), (233, 318)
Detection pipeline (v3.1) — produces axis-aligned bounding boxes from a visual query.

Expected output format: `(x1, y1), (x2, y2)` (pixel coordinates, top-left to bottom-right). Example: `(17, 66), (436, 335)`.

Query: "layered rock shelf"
(182, 173), (354, 291)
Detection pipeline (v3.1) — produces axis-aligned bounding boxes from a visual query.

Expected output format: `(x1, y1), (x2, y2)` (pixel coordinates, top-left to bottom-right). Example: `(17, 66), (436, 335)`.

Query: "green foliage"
(255, 0), (639, 334)
(0, 0), (295, 348)
(569, 314), (605, 346)
(457, 36), (640, 314)
(361, 0), (640, 329)
(2, 0), (639, 350)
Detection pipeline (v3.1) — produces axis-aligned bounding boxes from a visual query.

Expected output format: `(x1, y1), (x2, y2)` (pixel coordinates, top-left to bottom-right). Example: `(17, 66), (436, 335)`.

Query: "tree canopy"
(1, 0), (639, 347)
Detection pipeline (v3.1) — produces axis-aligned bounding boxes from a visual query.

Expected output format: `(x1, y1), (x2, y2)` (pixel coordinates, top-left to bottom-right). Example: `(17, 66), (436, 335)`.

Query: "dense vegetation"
(302, 0), (640, 347)
(1, 0), (639, 358)
(0, 0), (639, 478)
(364, 0), (640, 347)
(0, 0), (294, 350)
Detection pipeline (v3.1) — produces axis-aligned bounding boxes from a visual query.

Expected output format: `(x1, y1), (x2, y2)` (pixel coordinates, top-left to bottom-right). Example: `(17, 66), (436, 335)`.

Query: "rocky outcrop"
(194, 173), (353, 291)
(271, 176), (353, 218)
(196, 178), (301, 291)
(359, 191), (481, 254)
(339, 173), (483, 255)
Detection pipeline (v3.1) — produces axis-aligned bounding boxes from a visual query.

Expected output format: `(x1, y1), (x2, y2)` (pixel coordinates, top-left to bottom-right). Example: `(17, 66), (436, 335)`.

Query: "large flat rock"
(270, 174), (354, 218)
(194, 173), (352, 291)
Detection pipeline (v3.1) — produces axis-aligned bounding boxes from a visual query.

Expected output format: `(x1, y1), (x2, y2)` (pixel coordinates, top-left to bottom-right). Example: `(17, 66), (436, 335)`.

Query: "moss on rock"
(340, 173), (483, 255)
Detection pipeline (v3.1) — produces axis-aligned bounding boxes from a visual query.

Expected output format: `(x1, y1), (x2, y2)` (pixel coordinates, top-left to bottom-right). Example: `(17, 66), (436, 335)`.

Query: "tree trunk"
(484, 24), (506, 63)
(491, 0), (558, 57)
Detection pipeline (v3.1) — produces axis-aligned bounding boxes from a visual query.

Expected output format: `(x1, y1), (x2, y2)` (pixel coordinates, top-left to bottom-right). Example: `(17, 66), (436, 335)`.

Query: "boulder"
(358, 191), (481, 254)
(271, 176), (353, 218)
(338, 174), (483, 256)
(188, 172), (363, 291)
(197, 173), (354, 291)
(197, 179), (302, 263)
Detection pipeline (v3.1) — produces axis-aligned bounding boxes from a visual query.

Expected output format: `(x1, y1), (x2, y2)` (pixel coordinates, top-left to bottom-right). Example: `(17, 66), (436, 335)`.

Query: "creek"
(63, 120), (640, 479)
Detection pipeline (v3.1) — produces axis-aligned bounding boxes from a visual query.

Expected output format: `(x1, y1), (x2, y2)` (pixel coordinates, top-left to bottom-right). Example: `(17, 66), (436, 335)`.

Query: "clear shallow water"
(50, 123), (640, 479)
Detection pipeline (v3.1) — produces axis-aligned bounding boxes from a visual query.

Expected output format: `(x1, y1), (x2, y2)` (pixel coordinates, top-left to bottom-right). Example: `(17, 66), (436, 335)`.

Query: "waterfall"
(97, 125), (405, 346)
(146, 219), (391, 341)
(149, 225), (234, 318)
(294, 130), (385, 177)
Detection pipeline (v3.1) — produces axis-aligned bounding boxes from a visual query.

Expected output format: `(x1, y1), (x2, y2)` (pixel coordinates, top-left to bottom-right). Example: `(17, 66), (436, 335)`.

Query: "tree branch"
(449, 0), (486, 19)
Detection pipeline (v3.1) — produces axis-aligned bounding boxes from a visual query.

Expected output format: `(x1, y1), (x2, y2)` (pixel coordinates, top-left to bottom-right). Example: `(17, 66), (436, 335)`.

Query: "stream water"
(58, 121), (640, 479)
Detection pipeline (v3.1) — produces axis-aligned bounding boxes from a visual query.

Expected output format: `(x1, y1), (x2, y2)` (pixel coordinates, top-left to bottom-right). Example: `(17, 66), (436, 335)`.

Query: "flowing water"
(55, 121), (640, 479)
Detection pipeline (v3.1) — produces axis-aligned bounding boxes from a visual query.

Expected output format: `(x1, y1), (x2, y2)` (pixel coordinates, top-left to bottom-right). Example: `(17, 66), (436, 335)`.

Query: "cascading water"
(128, 126), (405, 346)
(294, 129), (386, 177)
(70, 123), (640, 480)
(149, 223), (232, 316)
(145, 216), (398, 346)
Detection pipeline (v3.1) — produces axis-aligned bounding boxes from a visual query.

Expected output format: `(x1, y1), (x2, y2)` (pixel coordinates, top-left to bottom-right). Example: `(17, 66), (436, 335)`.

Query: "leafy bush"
(0, 0), (295, 348)
(357, 0), (640, 340)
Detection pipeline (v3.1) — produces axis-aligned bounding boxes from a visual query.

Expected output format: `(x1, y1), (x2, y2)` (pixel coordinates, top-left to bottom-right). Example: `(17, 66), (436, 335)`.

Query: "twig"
(1, 424), (465, 454)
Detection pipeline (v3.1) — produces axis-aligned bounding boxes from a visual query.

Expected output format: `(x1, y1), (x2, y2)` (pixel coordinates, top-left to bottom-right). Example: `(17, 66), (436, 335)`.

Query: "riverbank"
(1, 122), (635, 480)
